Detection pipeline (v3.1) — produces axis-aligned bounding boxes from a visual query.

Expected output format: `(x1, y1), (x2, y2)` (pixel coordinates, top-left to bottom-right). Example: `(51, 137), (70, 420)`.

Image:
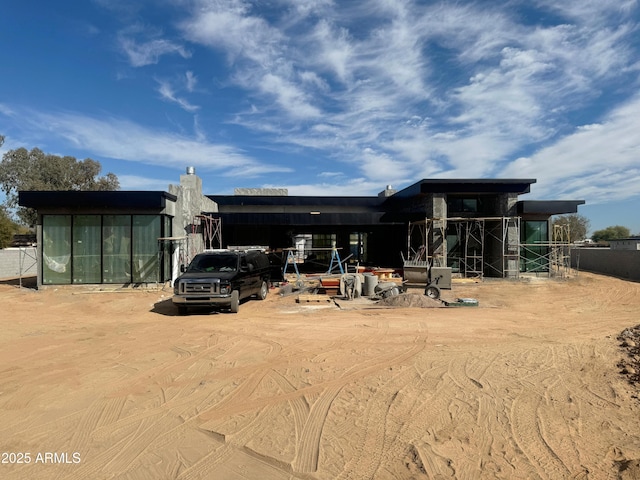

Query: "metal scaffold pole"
(197, 215), (222, 250)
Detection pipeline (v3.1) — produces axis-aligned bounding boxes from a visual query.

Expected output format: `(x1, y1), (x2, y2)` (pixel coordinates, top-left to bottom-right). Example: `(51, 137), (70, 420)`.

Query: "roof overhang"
(516, 200), (585, 215)
(18, 190), (177, 210)
(393, 179), (537, 197)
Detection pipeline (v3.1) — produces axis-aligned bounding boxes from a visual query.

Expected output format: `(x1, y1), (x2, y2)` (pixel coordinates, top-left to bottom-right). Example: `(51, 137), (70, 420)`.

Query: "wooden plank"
(297, 294), (333, 303)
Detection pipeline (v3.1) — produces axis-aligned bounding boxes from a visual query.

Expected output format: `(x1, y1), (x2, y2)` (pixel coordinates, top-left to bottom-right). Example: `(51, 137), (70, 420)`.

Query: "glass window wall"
(41, 214), (170, 284)
(73, 215), (101, 284)
(42, 216), (72, 284)
(132, 215), (161, 283)
(103, 215), (132, 283)
(521, 221), (549, 272)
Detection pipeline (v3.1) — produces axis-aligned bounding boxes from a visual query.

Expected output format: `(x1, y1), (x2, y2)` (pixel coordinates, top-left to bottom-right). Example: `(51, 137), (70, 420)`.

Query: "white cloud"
(12, 109), (292, 176)
(117, 174), (175, 190)
(0, 103), (16, 117)
(185, 71), (197, 92)
(118, 25), (191, 67)
(279, 178), (382, 196)
(180, 3), (283, 67)
(156, 78), (200, 112)
(10, 0), (639, 206)
(207, 0), (636, 205)
(501, 94), (640, 202)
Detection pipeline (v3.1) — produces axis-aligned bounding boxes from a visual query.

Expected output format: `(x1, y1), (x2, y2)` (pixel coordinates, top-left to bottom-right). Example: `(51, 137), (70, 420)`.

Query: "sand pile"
(378, 292), (444, 308)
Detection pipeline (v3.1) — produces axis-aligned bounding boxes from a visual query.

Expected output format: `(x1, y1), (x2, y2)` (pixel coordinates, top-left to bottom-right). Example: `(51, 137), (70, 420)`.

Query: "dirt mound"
(618, 324), (640, 389)
(378, 293), (444, 308)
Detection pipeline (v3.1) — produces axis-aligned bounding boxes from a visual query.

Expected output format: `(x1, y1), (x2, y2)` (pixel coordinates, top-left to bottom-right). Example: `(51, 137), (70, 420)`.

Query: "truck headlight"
(220, 283), (230, 295)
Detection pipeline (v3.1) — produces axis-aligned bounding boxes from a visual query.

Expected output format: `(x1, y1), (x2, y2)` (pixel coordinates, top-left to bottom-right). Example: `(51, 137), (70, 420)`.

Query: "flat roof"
(394, 178), (537, 197)
(19, 190), (177, 210)
(516, 200), (585, 215)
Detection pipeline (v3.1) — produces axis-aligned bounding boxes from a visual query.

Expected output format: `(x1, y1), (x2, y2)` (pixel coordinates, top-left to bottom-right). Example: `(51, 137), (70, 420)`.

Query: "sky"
(1, 0), (639, 236)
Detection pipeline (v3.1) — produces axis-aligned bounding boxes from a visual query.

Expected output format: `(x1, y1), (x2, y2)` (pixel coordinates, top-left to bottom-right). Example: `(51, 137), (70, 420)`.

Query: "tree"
(591, 225), (631, 243)
(551, 214), (590, 243)
(0, 206), (15, 249)
(0, 147), (119, 225)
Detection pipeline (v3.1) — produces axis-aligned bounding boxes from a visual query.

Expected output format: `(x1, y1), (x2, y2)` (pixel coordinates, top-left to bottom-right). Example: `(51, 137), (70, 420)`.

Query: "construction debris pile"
(618, 325), (640, 390)
(277, 265), (478, 309)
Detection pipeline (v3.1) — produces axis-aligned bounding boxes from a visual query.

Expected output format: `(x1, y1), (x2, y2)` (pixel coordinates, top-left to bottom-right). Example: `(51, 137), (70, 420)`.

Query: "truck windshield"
(188, 254), (238, 272)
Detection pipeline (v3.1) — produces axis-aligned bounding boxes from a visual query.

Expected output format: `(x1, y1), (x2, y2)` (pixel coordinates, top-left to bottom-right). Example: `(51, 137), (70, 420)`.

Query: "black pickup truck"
(172, 249), (271, 314)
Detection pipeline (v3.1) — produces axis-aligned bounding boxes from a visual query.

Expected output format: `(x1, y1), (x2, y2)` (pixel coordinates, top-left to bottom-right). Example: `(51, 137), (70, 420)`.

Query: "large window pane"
(521, 221), (549, 272)
(162, 216), (172, 282)
(43, 215), (72, 284)
(132, 215), (160, 283)
(312, 233), (336, 263)
(73, 215), (101, 284)
(103, 216), (131, 283)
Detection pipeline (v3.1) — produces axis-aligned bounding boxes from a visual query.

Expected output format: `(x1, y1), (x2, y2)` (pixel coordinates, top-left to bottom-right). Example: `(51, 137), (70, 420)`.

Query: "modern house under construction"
(19, 170), (583, 287)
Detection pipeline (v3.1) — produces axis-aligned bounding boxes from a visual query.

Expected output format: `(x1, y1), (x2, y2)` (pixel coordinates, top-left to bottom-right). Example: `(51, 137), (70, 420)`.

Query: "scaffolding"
(407, 217), (518, 279)
(406, 216), (570, 279)
(552, 223), (571, 277)
(197, 214), (222, 250)
(406, 218), (446, 265)
(18, 246), (38, 288)
(519, 223), (572, 278)
(405, 217), (571, 279)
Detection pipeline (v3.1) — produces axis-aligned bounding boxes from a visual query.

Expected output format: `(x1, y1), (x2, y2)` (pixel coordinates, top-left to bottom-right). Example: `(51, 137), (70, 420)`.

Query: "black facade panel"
(215, 212), (391, 226)
(517, 200), (585, 215)
(19, 191), (176, 210)
(392, 179), (536, 197)
(208, 195), (384, 208)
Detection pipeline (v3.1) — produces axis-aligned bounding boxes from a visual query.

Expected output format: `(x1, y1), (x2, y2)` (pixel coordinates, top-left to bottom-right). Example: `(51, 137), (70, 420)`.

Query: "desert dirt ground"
(1, 271), (640, 480)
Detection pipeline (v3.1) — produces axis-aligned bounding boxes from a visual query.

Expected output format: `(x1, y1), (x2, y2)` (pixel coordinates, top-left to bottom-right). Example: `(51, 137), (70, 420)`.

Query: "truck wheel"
(425, 284), (441, 300)
(230, 290), (240, 313)
(258, 281), (268, 300)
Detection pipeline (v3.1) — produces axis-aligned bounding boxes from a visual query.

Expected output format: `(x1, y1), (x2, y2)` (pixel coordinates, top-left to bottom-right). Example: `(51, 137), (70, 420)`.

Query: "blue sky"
(1, 0), (639, 236)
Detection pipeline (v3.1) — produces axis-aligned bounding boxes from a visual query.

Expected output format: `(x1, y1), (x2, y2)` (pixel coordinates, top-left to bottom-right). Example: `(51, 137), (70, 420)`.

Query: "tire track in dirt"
(269, 369), (311, 443)
(107, 336), (243, 395)
(336, 367), (418, 479)
(101, 332), (423, 478)
(107, 370), (271, 473)
(175, 445), (234, 480)
(292, 384), (343, 473)
(87, 337), (275, 445)
(87, 332), (423, 478)
(84, 335), (289, 460)
(59, 416), (161, 480)
(33, 396), (127, 480)
(376, 362), (461, 479)
(52, 327), (427, 478)
(293, 339), (427, 473)
(510, 382), (572, 479)
(0, 408), (84, 443)
(537, 377), (588, 478)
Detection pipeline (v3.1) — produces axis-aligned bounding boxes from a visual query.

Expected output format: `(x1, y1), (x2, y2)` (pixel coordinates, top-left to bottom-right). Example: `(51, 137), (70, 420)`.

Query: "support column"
(431, 193), (447, 267)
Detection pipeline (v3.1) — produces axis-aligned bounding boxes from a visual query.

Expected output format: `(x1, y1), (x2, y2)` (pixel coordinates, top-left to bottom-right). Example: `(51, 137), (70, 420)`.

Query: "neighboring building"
(19, 173), (584, 287)
(609, 237), (640, 250)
